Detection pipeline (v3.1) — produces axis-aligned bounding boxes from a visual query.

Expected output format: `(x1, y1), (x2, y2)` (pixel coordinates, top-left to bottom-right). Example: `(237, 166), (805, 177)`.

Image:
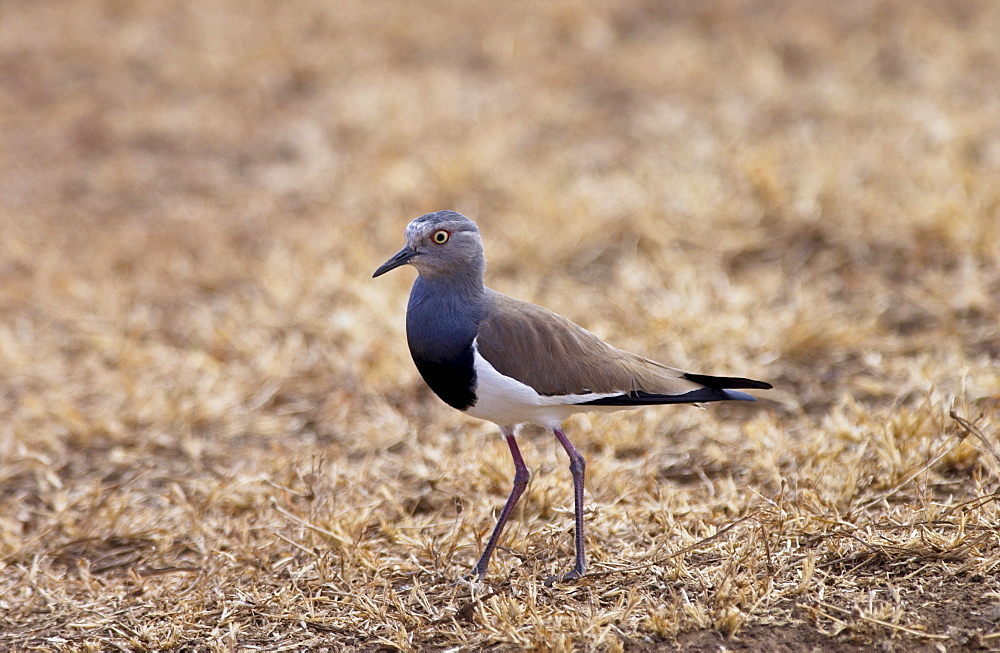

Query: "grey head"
(373, 211), (485, 282)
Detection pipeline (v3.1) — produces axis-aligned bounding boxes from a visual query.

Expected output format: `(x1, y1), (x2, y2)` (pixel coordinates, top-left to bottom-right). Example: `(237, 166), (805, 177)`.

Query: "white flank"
(465, 340), (622, 428)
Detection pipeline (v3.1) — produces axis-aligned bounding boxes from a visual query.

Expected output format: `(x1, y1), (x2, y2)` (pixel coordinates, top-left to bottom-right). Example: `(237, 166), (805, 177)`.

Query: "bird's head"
(373, 211), (485, 279)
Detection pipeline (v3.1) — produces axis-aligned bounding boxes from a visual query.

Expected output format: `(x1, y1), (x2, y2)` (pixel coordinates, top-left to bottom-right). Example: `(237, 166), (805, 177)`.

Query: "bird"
(373, 210), (771, 581)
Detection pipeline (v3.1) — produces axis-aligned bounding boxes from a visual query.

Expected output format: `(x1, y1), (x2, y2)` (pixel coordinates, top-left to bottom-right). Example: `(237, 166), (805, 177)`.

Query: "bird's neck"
(412, 268), (485, 305)
(407, 273), (485, 337)
(406, 273), (484, 367)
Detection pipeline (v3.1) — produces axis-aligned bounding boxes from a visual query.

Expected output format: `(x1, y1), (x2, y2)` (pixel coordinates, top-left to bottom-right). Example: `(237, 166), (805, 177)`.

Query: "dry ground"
(2, 1), (1000, 650)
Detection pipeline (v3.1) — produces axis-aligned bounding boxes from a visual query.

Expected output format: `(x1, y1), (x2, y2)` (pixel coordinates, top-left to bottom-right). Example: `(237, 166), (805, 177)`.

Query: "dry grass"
(2, 1), (1000, 650)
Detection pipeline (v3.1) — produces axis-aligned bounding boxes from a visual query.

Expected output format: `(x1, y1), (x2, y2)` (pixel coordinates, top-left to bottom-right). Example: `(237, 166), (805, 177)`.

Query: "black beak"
(373, 246), (418, 278)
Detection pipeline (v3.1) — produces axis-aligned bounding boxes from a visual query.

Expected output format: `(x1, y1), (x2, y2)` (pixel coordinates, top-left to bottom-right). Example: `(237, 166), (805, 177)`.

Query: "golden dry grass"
(2, 1), (1000, 650)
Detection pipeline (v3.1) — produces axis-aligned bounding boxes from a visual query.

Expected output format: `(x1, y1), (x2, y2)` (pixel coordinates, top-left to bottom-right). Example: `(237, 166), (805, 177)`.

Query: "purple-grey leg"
(469, 426), (529, 579)
(554, 427), (587, 580)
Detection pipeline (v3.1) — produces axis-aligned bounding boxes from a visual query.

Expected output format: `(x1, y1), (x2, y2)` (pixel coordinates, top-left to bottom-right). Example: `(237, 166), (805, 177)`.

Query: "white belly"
(464, 344), (622, 429)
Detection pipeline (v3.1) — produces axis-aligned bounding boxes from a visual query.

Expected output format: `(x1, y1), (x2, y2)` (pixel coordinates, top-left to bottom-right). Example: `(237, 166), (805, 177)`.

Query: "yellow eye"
(432, 230), (450, 244)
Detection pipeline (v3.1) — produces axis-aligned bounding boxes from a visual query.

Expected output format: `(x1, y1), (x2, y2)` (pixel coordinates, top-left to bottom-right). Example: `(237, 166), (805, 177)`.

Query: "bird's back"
(476, 289), (703, 398)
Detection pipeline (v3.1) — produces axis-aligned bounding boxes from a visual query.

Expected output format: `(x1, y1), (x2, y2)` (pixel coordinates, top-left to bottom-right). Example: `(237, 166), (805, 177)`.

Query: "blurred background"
(2, 1), (999, 648)
(3, 1), (997, 422)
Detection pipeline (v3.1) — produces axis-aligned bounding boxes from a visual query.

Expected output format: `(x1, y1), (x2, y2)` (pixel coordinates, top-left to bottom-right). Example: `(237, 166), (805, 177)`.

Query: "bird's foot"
(543, 565), (586, 586)
(454, 567), (487, 586)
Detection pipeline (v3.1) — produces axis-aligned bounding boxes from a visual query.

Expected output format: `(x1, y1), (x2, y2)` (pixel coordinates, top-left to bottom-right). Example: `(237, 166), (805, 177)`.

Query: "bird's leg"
(469, 427), (529, 580)
(553, 427), (587, 580)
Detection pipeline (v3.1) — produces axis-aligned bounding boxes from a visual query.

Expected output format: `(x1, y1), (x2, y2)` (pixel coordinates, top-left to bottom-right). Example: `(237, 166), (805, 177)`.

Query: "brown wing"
(476, 291), (703, 397)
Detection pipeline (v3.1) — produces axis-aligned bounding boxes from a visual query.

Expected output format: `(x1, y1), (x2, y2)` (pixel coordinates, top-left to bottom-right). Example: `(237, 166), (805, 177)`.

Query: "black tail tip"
(683, 372), (773, 391)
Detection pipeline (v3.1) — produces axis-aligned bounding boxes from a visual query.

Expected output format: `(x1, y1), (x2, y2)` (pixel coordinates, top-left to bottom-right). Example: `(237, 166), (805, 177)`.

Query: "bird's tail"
(682, 373), (773, 391)
(578, 373), (771, 407)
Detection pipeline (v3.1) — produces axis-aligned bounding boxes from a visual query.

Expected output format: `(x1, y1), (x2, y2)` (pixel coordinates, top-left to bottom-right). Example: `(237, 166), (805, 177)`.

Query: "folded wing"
(476, 291), (770, 405)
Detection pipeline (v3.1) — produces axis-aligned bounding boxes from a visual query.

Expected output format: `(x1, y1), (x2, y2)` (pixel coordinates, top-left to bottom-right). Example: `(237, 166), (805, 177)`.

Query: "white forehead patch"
(405, 218), (429, 242)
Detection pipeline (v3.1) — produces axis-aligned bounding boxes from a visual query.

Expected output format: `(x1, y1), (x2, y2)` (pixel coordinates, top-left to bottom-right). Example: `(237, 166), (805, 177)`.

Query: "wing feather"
(476, 291), (701, 397)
